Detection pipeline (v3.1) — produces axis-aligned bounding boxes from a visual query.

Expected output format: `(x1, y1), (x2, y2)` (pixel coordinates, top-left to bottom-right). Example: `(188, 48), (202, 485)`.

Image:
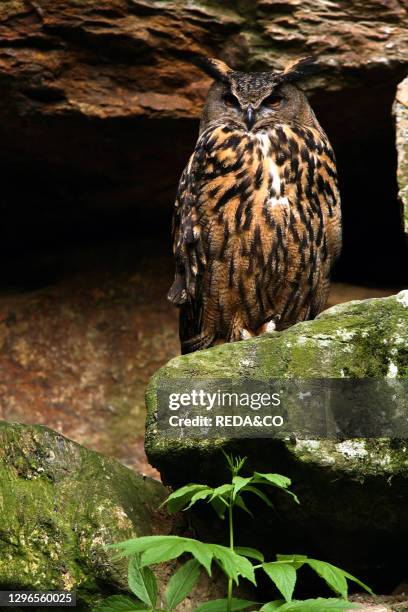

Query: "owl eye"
(263, 94), (283, 108)
(223, 93), (239, 107)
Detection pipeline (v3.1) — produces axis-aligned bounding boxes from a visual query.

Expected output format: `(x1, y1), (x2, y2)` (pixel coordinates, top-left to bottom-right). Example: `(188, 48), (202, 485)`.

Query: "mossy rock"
(0, 422), (169, 611)
(145, 291), (408, 589)
(146, 290), (408, 474)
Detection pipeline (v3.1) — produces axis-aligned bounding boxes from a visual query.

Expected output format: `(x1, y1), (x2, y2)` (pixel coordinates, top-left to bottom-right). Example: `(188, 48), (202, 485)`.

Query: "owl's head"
(199, 57), (317, 133)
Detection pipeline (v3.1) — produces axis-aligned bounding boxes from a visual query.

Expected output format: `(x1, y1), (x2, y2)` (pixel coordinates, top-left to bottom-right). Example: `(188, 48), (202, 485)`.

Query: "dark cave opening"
(0, 69), (406, 295)
(310, 67), (408, 286)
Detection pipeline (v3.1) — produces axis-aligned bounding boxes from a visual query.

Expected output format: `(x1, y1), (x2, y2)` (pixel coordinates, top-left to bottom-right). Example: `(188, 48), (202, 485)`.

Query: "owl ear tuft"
(278, 56), (316, 83)
(199, 57), (233, 83)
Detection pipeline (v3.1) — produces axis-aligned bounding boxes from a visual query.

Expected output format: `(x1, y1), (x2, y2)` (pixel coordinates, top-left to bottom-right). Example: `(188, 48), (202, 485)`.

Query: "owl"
(168, 57), (342, 354)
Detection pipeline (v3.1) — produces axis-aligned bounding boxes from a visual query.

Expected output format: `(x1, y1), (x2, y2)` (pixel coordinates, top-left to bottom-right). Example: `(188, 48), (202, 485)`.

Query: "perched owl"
(168, 57), (342, 354)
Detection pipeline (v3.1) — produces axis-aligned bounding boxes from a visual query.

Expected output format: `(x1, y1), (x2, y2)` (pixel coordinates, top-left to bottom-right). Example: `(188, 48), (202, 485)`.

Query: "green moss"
(145, 294), (408, 395)
(0, 423), (168, 610)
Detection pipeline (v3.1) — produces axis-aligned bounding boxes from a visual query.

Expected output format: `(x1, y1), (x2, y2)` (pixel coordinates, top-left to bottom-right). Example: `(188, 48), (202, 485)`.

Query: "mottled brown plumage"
(168, 57), (342, 354)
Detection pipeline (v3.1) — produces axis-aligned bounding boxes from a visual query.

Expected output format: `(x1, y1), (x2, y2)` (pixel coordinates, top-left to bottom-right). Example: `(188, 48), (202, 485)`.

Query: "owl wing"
(167, 134), (211, 352)
(280, 124), (342, 322)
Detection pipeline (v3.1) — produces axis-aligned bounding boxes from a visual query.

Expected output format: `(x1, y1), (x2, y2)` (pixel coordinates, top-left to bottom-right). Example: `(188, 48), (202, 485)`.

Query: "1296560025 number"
(0, 591), (76, 607)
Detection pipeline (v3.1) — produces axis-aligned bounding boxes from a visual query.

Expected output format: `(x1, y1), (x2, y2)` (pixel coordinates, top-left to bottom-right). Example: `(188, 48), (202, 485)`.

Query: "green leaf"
(241, 485), (274, 508)
(140, 540), (188, 568)
(210, 544), (256, 585)
(343, 569), (374, 595)
(112, 535), (259, 586)
(234, 547), (264, 563)
(232, 476), (253, 499)
(223, 452), (247, 477)
(128, 555), (157, 607)
(210, 484), (234, 502)
(184, 488), (214, 510)
(253, 473), (299, 504)
(262, 562), (297, 602)
(265, 598), (358, 611)
(112, 536), (214, 575)
(143, 540), (213, 576)
(235, 495), (254, 517)
(210, 496), (227, 519)
(253, 473), (291, 489)
(112, 535), (182, 556)
(305, 559), (373, 598)
(165, 559), (201, 609)
(276, 554), (307, 570)
(259, 602), (285, 611)
(186, 541), (215, 575)
(305, 560), (348, 599)
(196, 598), (259, 611)
(92, 595), (149, 611)
(163, 484), (211, 513)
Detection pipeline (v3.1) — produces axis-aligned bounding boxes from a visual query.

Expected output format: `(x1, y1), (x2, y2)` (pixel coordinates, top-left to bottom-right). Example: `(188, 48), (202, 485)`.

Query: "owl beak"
(245, 106), (255, 130)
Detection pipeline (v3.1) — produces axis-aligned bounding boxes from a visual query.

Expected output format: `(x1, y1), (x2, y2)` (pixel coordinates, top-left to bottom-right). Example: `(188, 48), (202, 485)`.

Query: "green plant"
(94, 453), (372, 611)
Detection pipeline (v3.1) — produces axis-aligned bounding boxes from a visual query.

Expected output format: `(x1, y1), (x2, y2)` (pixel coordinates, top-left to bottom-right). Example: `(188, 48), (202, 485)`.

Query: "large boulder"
(0, 422), (170, 610)
(145, 291), (408, 589)
(0, 422), (259, 611)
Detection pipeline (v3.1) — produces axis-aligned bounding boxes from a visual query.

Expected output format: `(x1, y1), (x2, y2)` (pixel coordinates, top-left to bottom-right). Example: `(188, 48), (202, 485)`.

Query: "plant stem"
(227, 501), (234, 612)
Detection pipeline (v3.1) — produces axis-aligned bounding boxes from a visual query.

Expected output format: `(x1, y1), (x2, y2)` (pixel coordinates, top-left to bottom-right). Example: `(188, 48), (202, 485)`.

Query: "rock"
(146, 290), (408, 474)
(0, 245), (178, 477)
(145, 291), (408, 588)
(0, 421), (171, 609)
(349, 593), (408, 611)
(350, 606), (390, 612)
(394, 76), (408, 238)
(0, 421), (255, 611)
(0, 0), (407, 124)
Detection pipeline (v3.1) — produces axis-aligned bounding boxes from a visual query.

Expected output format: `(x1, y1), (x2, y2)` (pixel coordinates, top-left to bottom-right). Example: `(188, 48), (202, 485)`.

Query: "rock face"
(0, 421), (170, 609)
(1, 0), (407, 122)
(145, 291), (408, 588)
(0, 245), (178, 477)
(395, 76), (408, 238)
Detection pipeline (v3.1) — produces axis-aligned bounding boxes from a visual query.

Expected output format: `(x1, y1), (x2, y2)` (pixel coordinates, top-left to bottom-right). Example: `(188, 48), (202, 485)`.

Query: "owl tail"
(181, 330), (216, 354)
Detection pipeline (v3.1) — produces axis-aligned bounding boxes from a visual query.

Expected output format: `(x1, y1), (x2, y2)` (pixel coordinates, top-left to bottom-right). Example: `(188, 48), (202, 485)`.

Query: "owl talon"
(259, 315), (281, 334)
(265, 320), (276, 332)
(240, 329), (253, 340)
